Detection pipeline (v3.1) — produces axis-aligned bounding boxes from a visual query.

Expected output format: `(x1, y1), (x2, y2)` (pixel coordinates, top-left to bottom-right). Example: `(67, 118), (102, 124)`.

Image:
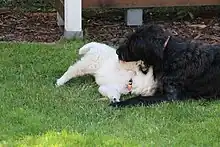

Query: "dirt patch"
(0, 9), (220, 45)
(83, 9), (220, 45)
(0, 10), (62, 42)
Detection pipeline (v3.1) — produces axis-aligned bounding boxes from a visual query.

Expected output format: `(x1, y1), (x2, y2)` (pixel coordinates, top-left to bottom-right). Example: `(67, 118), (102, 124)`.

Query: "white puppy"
(56, 42), (157, 102)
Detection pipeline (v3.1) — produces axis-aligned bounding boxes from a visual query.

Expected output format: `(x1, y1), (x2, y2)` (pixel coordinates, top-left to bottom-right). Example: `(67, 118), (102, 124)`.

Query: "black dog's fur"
(111, 24), (220, 107)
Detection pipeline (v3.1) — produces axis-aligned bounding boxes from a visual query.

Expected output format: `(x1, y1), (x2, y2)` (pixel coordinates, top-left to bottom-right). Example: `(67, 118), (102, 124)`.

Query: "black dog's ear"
(144, 25), (169, 60)
(153, 45), (164, 60)
(133, 37), (164, 63)
(147, 44), (164, 64)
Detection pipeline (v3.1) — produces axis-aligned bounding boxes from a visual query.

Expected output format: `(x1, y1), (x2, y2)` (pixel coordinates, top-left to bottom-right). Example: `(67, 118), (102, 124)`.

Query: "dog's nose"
(116, 49), (119, 55)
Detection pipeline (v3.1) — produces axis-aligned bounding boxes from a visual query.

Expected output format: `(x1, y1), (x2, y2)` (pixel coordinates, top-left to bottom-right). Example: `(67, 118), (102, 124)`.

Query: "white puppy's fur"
(56, 42), (157, 102)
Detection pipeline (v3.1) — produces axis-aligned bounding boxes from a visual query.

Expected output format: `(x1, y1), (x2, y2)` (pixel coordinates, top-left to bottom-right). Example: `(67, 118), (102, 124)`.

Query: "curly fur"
(111, 24), (220, 107)
(56, 42), (157, 102)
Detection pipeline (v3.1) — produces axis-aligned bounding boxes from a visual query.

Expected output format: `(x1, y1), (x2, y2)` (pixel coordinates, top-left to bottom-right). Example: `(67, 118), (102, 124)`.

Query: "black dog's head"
(116, 24), (171, 66)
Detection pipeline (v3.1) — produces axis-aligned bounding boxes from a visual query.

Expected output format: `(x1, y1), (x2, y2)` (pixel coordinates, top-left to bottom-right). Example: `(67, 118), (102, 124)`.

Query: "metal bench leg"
(126, 9), (143, 26)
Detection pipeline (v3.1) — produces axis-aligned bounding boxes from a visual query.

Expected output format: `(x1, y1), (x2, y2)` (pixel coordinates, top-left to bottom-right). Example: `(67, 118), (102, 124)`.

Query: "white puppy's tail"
(78, 42), (101, 55)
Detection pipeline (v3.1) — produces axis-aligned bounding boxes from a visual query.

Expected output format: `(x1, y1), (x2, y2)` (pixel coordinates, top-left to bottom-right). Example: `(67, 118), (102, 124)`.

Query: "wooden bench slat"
(56, 0), (220, 16)
(82, 0), (220, 8)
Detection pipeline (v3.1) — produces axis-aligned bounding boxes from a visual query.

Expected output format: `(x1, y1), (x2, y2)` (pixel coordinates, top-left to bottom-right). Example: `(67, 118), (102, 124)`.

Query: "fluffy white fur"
(56, 42), (157, 102)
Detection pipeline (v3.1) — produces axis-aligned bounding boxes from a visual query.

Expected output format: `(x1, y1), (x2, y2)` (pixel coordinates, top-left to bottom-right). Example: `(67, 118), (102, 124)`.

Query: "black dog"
(110, 24), (220, 107)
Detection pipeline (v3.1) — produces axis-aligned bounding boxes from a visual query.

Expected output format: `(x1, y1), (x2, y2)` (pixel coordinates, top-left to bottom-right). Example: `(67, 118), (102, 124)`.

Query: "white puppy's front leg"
(98, 85), (121, 103)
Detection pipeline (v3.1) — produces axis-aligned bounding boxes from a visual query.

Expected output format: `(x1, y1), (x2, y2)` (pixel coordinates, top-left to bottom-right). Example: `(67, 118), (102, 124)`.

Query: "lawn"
(0, 40), (220, 146)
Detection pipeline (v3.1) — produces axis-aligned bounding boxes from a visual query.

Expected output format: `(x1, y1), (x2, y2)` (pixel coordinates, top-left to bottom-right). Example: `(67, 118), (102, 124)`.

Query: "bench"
(55, 0), (220, 39)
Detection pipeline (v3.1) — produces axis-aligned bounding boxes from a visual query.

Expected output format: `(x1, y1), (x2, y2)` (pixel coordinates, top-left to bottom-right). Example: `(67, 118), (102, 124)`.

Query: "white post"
(64, 0), (83, 39)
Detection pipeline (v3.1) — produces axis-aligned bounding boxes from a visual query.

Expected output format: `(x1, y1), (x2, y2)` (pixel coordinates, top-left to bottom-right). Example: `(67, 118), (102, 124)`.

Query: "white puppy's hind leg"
(56, 58), (95, 86)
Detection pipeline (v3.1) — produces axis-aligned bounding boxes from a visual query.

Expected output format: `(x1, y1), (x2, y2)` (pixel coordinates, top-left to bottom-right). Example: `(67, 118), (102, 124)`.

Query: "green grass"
(1, 41), (220, 146)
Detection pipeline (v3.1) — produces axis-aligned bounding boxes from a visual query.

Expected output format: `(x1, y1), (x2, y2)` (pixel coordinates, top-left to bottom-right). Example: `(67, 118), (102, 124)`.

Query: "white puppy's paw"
(55, 78), (64, 87)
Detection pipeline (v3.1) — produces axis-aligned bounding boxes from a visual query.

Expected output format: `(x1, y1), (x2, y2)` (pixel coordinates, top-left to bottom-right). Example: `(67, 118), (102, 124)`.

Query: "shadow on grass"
(64, 76), (96, 88)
